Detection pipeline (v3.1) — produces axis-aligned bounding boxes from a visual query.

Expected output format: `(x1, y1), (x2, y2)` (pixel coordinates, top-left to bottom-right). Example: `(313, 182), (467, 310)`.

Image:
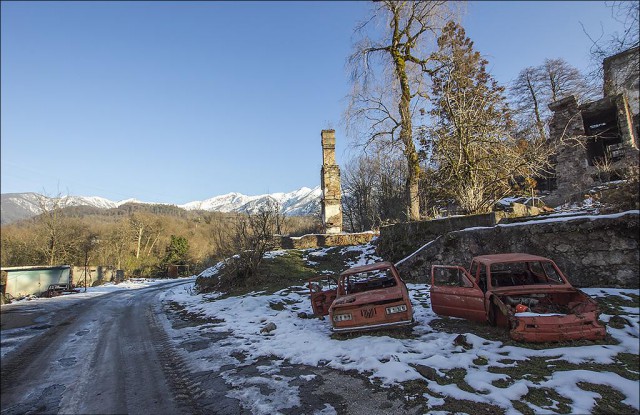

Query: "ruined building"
(546, 46), (639, 204)
(320, 129), (343, 234)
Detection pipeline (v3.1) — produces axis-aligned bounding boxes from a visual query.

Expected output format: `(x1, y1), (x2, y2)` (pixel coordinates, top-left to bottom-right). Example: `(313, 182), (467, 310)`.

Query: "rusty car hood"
(331, 286), (405, 309)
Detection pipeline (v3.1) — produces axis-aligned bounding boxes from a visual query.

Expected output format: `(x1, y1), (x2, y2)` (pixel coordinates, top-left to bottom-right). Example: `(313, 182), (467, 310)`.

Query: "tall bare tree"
(346, 1), (458, 221)
(510, 58), (594, 142)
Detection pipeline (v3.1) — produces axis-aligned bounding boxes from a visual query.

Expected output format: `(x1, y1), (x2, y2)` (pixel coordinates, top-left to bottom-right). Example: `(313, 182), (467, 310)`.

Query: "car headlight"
(333, 313), (353, 322)
(386, 304), (407, 314)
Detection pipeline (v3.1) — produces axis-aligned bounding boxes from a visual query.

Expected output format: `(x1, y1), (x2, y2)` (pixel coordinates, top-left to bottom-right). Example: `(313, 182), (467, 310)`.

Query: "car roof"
(472, 253), (553, 265)
(340, 261), (394, 276)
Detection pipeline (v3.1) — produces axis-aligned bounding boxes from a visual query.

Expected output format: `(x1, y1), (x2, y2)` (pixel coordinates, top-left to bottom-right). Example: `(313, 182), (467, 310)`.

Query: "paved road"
(1, 280), (196, 415)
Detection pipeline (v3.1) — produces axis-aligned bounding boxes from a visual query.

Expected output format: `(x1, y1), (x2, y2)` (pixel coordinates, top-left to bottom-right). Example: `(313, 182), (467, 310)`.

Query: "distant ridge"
(0, 187), (321, 224)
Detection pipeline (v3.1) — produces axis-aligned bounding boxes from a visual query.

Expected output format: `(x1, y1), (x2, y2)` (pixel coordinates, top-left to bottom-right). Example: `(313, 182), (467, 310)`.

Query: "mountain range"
(0, 187), (322, 224)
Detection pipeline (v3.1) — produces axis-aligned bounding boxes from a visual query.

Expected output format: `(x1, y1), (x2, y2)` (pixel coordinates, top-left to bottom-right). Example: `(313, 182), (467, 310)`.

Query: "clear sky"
(0, 1), (627, 204)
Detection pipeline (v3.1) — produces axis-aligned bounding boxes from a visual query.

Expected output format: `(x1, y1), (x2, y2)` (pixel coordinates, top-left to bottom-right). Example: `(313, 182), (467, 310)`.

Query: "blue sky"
(0, 1), (627, 204)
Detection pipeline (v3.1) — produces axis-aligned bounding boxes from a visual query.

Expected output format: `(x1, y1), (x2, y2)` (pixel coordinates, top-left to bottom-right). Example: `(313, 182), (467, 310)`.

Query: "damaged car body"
(430, 253), (606, 342)
(309, 262), (414, 333)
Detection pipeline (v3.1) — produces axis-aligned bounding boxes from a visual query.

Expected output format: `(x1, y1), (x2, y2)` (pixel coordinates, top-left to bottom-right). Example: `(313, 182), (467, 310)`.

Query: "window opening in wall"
(583, 107), (623, 166)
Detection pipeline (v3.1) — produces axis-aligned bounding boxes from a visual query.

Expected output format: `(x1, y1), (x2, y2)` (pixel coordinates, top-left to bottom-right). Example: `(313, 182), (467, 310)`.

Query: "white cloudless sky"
(0, 1), (627, 204)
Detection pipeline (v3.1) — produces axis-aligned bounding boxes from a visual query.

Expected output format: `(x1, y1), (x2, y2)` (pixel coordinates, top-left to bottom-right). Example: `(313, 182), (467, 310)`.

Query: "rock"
(608, 315), (631, 329)
(297, 312), (309, 319)
(412, 364), (437, 380)
(453, 334), (472, 349)
(260, 322), (277, 334)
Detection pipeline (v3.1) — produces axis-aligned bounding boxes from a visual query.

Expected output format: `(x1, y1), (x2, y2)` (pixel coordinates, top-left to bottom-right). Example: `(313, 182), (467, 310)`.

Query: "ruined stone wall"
(546, 96), (594, 206)
(395, 211), (639, 288)
(278, 231), (376, 250)
(604, 47), (639, 117)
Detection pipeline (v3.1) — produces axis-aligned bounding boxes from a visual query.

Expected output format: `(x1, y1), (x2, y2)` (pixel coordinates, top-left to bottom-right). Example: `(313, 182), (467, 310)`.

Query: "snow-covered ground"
(162, 245), (640, 415)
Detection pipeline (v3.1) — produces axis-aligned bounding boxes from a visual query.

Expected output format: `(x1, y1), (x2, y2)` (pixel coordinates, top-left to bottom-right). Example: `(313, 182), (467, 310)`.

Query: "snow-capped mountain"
(179, 186), (321, 216)
(1, 187), (321, 224)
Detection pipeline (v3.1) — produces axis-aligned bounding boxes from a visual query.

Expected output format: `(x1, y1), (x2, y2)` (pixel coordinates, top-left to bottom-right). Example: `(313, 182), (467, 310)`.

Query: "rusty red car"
(309, 262), (414, 333)
(430, 253), (606, 342)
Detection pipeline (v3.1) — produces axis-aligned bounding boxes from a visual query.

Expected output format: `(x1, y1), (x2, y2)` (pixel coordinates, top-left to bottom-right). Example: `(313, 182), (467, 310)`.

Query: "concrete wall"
(395, 211), (639, 288)
(72, 265), (119, 287)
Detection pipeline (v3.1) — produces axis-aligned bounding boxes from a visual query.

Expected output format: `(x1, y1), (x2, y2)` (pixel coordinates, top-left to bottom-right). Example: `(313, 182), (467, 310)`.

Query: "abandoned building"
(1, 265), (72, 298)
(546, 46), (639, 205)
(320, 129), (343, 234)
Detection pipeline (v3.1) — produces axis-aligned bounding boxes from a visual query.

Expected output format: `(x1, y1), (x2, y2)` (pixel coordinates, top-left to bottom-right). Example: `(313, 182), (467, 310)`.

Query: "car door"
(308, 275), (337, 316)
(430, 265), (486, 322)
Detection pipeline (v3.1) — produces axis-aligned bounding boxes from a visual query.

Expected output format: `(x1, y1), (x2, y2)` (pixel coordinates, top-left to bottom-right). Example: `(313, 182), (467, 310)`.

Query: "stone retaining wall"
(394, 211), (639, 288)
(377, 212), (510, 263)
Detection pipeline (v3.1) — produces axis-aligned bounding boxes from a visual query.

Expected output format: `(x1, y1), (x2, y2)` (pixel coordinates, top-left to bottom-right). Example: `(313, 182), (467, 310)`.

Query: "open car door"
(308, 275), (338, 316)
(430, 265), (486, 323)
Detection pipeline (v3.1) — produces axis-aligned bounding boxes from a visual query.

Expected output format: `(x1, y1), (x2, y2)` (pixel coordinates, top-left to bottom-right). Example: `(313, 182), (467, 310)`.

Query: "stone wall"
(546, 96), (593, 206)
(395, 211), (639, 288)
(604, 46), (639, 118)
(278, 231), (377, 250)
(377, 212), (510, 263)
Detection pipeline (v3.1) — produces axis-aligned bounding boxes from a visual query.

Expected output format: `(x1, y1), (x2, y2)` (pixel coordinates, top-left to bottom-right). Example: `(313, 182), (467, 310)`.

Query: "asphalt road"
(1, 281), (431, 415)
(0, 280), (197, 415)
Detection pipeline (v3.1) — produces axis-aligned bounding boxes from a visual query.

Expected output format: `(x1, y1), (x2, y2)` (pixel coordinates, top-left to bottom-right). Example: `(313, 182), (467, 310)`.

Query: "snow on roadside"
(2, 278), (173, 306)
(165, 245), (640, 415)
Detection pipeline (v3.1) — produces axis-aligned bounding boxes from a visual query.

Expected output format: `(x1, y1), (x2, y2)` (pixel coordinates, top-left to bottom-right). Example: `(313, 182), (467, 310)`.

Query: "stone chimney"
(320, 130), (342, 234)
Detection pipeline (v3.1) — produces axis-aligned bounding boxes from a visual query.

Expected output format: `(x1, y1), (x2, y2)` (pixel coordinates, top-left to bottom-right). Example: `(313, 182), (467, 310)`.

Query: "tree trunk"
(136, 227), (143, 259)
(394, 54), (421, 221)
(526, 77), (546, 140)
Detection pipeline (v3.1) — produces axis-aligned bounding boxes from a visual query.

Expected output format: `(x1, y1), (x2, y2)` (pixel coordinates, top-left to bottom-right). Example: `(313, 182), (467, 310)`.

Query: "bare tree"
(346, 1), (459, 221)
(342, 155), (378, 232)
(510, 58), (595, 142)
(230, 200), (280, 283)
(540, 58), (596, 104)
(582, 1), (639, 81)
(511, 66), (548, 141)
(35, 192), (70, 265)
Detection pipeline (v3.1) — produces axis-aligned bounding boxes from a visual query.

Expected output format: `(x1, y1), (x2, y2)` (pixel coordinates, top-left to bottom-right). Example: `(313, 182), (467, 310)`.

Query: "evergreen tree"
(424, 22), (548, 214)
(163, 235), (189, 265)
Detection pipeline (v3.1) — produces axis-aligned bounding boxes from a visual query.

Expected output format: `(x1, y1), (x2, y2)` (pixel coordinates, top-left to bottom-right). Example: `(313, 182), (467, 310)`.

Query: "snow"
(163, 245), (640, 414)
(179, 186), (321, 215)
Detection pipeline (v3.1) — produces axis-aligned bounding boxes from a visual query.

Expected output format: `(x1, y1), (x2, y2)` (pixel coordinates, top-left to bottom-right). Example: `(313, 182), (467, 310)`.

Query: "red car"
(430, 253), (606, 342)
(309, 262), (414, 333)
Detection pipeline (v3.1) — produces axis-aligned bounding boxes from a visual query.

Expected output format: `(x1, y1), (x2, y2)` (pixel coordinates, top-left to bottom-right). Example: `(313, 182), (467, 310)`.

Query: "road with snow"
(0, 279), (196, 415)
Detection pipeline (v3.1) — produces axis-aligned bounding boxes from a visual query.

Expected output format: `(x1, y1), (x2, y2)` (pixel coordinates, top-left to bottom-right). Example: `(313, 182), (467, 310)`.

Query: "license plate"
(361, 308), (377, 318)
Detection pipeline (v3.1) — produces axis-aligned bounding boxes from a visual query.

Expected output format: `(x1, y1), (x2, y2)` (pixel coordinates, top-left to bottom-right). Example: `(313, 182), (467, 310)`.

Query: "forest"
(0, 200), (319, 278)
